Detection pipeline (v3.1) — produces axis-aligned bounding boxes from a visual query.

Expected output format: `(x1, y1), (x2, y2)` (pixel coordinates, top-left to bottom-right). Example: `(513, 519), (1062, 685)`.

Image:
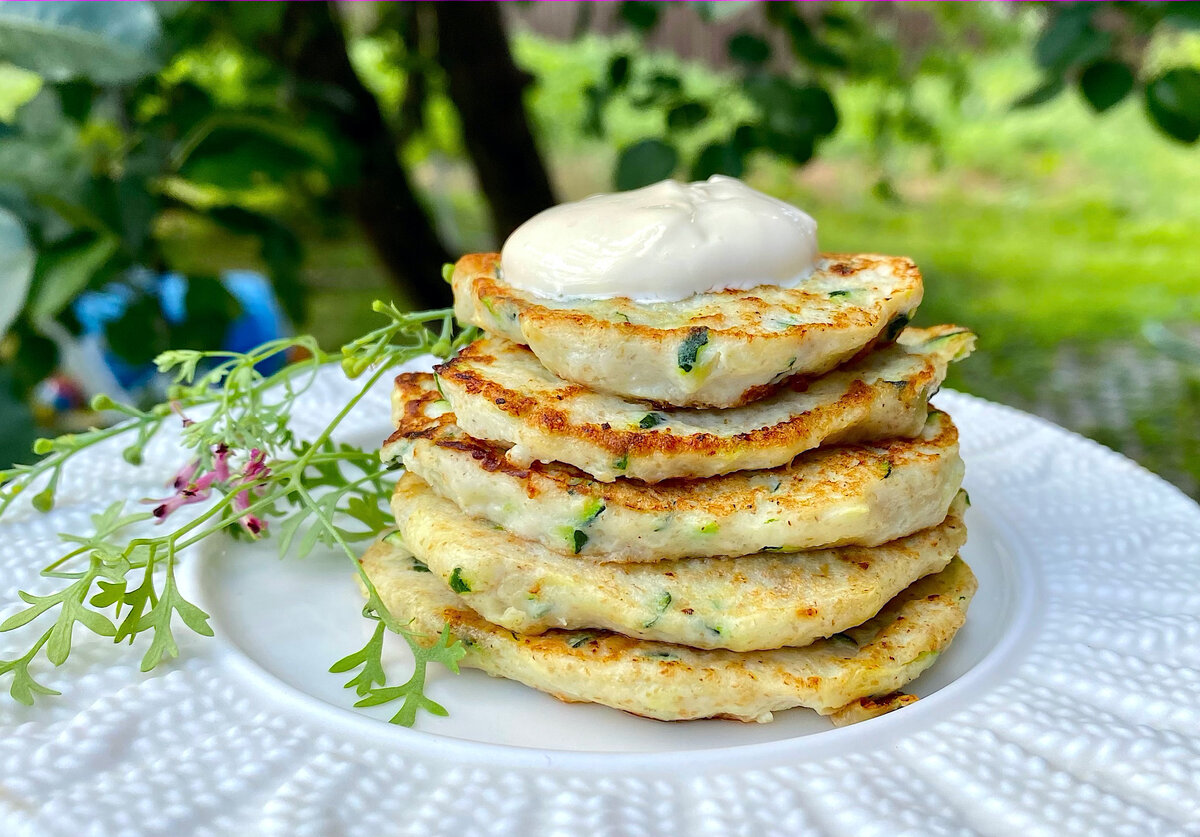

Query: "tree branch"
(268, 1), (452, 309)
(432, 2), (556, 240)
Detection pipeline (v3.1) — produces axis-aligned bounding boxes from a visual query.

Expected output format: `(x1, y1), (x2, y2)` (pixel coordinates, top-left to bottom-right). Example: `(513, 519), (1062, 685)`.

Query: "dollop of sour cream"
(499, 175), (819, 302)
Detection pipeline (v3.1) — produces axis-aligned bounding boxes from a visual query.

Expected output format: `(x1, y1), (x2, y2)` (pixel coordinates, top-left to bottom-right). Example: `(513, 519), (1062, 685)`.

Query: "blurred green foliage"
(586, 3), (1200, 192)
(0, 2), (322, 390)
(510, 23), (1200, 494)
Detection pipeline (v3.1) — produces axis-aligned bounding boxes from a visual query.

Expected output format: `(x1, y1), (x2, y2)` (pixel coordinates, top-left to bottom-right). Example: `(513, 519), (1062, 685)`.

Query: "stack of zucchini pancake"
(363, 250), (977, 725)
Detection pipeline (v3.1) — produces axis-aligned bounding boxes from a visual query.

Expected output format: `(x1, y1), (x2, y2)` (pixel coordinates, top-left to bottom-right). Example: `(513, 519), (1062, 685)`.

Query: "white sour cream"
(499, 176), (819, 302)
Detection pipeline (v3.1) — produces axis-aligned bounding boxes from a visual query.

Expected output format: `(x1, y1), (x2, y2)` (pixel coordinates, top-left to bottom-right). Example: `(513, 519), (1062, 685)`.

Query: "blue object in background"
(72, 271), (290, 390)
(220, 271), (290, 365)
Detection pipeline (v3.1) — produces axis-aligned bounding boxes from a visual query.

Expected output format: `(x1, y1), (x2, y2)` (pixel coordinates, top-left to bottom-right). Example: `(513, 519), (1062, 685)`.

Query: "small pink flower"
(233, 487), (250, 512)
(151, 484), (210, 520)
(241, 515), (267, 537)
(231, 467), (269, 538)
(242, 449), (269, 482)
(171, 459), (199, 490)
(152, 444), (272, 534)
(233, 486), (267, 533)
(191, 471), (220, 492)
(151, 495), (186, 520)
(212, 444), (231, 482)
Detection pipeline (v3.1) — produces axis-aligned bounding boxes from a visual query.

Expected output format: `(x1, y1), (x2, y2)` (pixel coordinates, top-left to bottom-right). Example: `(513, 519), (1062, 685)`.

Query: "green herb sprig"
(0, 301), (475, 725)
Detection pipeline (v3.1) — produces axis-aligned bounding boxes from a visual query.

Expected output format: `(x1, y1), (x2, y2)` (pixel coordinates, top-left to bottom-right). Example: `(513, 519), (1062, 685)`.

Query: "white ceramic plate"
(2, 365), (1199, 837)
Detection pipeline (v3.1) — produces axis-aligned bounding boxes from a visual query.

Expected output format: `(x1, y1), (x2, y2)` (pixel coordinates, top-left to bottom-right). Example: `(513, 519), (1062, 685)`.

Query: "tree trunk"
(432, 2), (557, 240)
(270, 2), (452, 309)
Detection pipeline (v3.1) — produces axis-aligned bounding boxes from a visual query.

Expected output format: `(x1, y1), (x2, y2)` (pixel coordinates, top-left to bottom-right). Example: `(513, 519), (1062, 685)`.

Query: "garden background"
(0, 1), (1197, 498)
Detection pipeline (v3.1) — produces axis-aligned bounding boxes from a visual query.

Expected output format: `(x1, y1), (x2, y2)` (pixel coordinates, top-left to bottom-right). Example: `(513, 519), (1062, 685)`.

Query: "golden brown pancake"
(451, 251), (923, 408)
(359, 539), (977, 723)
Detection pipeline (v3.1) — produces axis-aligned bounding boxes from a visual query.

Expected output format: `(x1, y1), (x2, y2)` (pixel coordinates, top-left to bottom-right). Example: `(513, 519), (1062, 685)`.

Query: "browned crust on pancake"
(360, 543), (978, 721)
(829, 691), (920, 726)
(434, 336), (945, 461)
(454, 251), (921, 341)
(388, 371), (958, 518)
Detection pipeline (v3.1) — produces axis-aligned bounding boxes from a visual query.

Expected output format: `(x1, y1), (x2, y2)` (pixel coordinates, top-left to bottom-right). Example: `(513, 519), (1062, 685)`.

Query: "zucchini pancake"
(361, 539), (976, 723)
(451, 251), (924, 408)
(434, 326), (974, 482)
(360, 177), (978, 727)
(383, 374), (964, 561)
(388, 475), (967, 652)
